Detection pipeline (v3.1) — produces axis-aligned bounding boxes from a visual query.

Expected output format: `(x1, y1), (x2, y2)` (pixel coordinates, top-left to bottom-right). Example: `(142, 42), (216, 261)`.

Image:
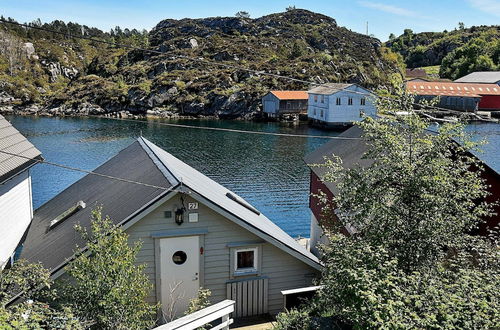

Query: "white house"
(307, 83), (376, 128)
(0, 114), (42, 269)
(20, 137), (321, 320)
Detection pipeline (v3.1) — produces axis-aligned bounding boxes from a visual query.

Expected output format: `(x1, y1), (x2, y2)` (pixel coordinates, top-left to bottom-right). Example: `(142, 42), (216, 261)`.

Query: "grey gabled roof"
(0, 115), (42, 184)
(20, 141), (171, 273)
(304, 126), (371, 195)
(308, 83), (353, 95)
(139, 137), (321, 268)
(21, 137), (320, 275)
(455, 71), (500, 84)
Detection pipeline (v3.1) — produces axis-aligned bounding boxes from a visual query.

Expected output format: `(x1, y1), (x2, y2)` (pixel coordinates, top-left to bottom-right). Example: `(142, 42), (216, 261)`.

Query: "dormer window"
(49, 201), (86, 230)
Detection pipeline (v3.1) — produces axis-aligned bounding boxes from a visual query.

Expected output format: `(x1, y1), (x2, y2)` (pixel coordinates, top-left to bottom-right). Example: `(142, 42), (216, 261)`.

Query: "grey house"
(262, 91), (308, 118)
(455, 72), (500, 86)
(20, 138), (320, 320)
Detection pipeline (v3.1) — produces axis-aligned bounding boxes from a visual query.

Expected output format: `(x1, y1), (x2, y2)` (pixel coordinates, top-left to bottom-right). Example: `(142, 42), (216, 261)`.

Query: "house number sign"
(188, 202), (199, 210)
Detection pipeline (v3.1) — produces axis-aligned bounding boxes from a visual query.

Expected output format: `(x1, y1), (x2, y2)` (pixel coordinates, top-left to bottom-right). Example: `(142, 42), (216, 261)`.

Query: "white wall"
(0, 170), (33, 268)
(308, 85), (377, 124)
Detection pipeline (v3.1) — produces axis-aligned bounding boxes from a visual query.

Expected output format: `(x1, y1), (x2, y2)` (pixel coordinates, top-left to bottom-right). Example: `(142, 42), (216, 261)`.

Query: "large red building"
(305, 126), (500, 256)
(407, 81), (500, 111)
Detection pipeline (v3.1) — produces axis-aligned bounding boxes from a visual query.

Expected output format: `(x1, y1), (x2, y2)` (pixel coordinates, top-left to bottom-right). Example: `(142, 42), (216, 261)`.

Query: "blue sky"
(1, 0), (499, 41)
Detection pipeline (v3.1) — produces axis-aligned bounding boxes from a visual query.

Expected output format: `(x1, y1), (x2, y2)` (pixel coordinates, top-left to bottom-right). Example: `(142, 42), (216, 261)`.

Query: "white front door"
(159, 236), (200, 319)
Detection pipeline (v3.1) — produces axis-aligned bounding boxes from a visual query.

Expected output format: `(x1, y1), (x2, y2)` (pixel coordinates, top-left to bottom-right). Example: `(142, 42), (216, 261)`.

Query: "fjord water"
(7, 116), (500, 238)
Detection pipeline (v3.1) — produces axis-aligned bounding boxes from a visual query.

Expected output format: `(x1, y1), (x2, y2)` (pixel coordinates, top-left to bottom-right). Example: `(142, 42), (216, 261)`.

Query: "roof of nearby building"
(304, 126), (371, 195)
(308, 83), (354, 95)
(21, 138), (320, 275)
(0, 115), (42, 184)
(405, 68), (427, 78)
(455, 71), (500, 84)
(406, 81), (500, 97)
(305, 125), (499, 195)
(270, 91), (308, 100)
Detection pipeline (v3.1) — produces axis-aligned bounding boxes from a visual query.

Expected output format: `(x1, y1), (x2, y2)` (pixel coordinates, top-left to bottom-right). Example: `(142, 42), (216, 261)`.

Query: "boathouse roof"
(455, 71), (500, 84)
(0, 115), (42, 184)
(21, 137), (320, 276)
(269, 91), (308, 100)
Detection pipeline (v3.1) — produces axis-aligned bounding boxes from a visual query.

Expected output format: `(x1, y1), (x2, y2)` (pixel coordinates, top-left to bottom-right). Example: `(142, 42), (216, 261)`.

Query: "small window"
(234, 247), (258, 274)
(336, 97), (341, 105)
(348, 97), (353, 105)
(321, 95), (325, 103)
(313, 108), (316, 115)
(360, 97), (366, 106)
(314, 95), (318, 102)
(320, 109), (324, 117)
(172, 251), (187, 265)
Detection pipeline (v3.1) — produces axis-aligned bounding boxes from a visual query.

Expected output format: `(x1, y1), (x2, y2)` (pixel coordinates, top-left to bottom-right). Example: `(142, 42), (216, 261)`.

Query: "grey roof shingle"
(455, 71), (500, 84)
(0, 115), (42, 183)
(20, 141), (171, 273)
(21, 137), (320, 275)
(308, 83), (353, 95)
(304, 126), (371, 195)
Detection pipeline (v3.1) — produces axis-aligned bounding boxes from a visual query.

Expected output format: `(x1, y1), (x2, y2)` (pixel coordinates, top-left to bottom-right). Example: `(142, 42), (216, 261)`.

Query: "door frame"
(153, 229), (207, 320)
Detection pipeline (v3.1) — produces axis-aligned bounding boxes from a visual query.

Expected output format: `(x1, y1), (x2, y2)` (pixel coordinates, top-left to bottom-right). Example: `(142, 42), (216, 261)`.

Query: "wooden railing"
(154, 300), (235, 330)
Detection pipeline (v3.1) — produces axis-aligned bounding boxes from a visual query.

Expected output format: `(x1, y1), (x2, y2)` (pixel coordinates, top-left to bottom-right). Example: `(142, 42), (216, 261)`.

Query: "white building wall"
(309, 210), (330, 258)
(0, 170), (33, 268)
(308, 85), (377, 125)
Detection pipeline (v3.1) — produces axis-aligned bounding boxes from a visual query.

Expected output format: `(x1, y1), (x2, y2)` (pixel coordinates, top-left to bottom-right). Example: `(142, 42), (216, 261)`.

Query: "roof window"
(49, 201), (86, 230)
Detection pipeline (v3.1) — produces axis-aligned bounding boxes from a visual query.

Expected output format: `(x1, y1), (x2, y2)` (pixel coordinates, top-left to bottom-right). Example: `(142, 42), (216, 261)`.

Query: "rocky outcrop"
(1, 9), (403, 118)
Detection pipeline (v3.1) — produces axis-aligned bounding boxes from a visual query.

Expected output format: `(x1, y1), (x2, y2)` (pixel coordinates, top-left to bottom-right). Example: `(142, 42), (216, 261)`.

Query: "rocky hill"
(386, 25), (499, 79)
(1, 10), (403, 118)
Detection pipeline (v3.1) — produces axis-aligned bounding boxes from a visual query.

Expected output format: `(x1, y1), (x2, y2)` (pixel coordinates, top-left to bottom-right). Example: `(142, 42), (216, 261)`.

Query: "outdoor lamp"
(175, 207), (185, 225)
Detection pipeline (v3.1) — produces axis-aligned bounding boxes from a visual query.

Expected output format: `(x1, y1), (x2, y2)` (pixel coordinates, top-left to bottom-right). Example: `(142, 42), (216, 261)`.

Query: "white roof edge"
(138, 138), (322, 269)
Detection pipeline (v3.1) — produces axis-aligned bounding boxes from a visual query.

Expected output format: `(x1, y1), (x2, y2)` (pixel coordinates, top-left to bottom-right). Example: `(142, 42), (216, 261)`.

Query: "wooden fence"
(227, 277), (268, 318)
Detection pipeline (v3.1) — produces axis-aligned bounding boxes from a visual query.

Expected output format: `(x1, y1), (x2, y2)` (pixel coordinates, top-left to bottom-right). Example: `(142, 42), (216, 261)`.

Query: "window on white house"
(313, 108), (316, 115)
(336, 97), (341, 105)
(314, 95), (318, 102)
(234, 247), (258, 274)
(321, 95), (325, 103)
(360, 98), (366, 106)
(320, 109), (324, 117)
(348, 98), (353, 105)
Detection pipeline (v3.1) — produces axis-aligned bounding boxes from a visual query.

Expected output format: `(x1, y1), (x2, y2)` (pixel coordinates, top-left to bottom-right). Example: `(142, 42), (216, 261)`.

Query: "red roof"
(407, 81), (500, 97)
(270, 91), (308, 100)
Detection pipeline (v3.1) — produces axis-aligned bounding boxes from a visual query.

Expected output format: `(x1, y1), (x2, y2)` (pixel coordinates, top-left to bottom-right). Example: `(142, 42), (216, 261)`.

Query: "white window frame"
(234, 247), (258, 275)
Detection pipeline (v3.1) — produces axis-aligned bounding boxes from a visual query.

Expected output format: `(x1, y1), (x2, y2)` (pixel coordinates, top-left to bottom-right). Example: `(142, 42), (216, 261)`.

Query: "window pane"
(237, 251), (254, 269)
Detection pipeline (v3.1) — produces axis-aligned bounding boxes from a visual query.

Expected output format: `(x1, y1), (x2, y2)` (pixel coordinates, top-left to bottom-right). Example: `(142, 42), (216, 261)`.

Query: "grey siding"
(126, 194), (318, 315)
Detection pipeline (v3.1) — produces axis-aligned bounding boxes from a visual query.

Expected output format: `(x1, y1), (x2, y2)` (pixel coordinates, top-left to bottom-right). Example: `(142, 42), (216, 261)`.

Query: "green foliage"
(289, 40), (305, 59)
(59, 207), (157, 329)
(185, 288), (211, 315)
(440, 37), (499, 79)
(301, 92), (500, 328)
(386, 25), (500, 71)
(274, 308), (315, 330)
(0, 260), (81, 329)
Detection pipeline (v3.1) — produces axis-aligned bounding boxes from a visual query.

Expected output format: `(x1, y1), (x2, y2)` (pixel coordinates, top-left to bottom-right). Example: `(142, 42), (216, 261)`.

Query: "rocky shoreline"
(0, 91), (256, 120)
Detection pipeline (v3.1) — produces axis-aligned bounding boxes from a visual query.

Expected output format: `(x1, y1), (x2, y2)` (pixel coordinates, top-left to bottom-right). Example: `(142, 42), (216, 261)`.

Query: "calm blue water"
(7, 116), (500, 238)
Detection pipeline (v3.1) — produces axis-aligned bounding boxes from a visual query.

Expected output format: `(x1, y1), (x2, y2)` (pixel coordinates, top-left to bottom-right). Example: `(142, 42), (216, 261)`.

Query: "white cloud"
(358, 1), (418, 17)
(467, 0), (500, 16)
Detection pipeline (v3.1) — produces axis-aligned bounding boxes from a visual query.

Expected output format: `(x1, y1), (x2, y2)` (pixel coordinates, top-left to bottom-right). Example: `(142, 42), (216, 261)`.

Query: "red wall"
(479, 166), (500, 236)
(478, 95), (500, 110)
